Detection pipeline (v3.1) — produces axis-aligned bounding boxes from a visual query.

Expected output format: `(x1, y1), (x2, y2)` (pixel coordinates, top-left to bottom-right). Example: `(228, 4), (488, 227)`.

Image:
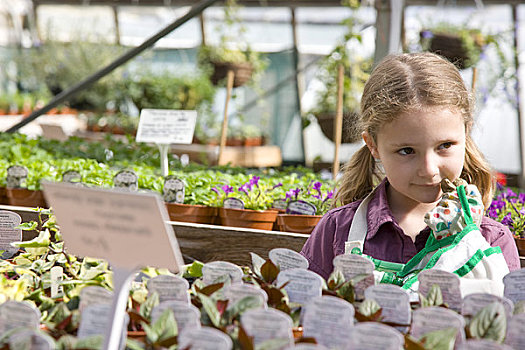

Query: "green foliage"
(419, 327), (457, 350)
(467, 302), (507, 343)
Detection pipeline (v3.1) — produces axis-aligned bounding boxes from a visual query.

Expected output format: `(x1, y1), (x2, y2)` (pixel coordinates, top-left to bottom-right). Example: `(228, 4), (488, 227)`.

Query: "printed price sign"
(269, 247), (309, 271)
(276, 268), (323, 305)
(113, 170), (138, 191)
(163, 176), (185, 204)
(136, 109), (197, 144)
(147, 274), (190, 303)
(0, 210), (22, 259)
(6, 165), (28, 188)
(286, 200), (316, 215)
(223, 197), (245, 210)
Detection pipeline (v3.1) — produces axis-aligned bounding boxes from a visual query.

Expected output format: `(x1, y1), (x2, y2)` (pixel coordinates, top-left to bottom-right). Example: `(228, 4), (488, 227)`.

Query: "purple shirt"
(301, 180), (521, 280)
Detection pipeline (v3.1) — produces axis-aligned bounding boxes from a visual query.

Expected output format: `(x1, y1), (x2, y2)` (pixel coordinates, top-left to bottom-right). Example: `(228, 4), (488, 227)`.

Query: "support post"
(333, 64), (344, 179)
(512, 5), (525, 188)
(218, 70), (235, 166)
(373, 0), (404, 65)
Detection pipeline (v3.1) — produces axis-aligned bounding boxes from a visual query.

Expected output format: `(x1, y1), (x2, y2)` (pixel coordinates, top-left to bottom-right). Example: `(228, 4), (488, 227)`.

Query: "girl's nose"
(418, 153), (440, 178)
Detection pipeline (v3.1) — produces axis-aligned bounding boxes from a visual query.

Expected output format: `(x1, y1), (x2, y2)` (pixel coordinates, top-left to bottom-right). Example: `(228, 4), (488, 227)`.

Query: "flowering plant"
(284, 180), (335, 216)
(487, 185), (525, 239)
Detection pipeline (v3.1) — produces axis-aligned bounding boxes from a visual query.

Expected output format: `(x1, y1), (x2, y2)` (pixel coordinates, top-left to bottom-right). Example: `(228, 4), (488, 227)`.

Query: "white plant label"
(178, 327), (232, 350)
(62, 170), (82, 183)
(276, 268), (323, 305)
(333, 254), (375, 300)
(202, 260), (243, 286)
(50, 266), (63, 298)
(347, 322), (404, 350)
(418, 269), (462, 312)
(137, 109), (197, 144)
(77, 303), (128, 346)
(458, 339), (513, 350)
(0, 210), (22, 259)
(223, 197), (245, 210)
(79, 285), (114, 312)
(240, 308), (293, 347)
(286, 200), (316, 216)
(6, 165), (28, 188)
(290, 345), (329, 350)
(364, 284), (411, 326)
(163, 176), (185, 204)
(462, 293), (514, 319)
(223, 283), (268, 309)
(504, 269), (525, 304)
(0, 301), (41, 334)
(302, 295), (355, 349)
(505, 313), (525, 350)
(113, 170), (138, 191)
(151, 300), (201, 332)
(8, 330), (54, 350)
(411, 306), (466, 344)
(147, 274), (190, 304)
(269, 247), (309, 271)
(272, 199), (288, 210)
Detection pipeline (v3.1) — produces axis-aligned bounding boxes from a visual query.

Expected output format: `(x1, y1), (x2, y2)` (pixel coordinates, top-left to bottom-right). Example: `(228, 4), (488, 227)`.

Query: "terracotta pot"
(165, 203), (218, 225)
(515, 238), (525, 256)
(243, 137), (263, 147)
(0, 187), (9, 205)
(210, 61), (254, 88)
(226, 138), (244, 147)
(6, 188), (47, 208)
(276, 214), (322, 234)
(218, 208), (278, 230)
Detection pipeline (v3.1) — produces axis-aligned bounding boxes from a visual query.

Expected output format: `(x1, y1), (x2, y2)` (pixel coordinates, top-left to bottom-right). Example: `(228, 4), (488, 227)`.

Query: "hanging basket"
(314, 111), (360, 144)
(210, 61), (254, 88)
(421, 32), (481, 70)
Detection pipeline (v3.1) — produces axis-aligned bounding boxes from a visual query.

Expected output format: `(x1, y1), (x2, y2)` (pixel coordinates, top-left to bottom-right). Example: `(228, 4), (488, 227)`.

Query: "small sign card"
(505, 313), (525, 350)
(418, 269), (462, 312)
(458, 339), (513, 350)
(223, 197), (245, 210)
(276, 268), (323, 305)
(364, 284), (411, 327)
(240, 308), (294, 347)
(79, 286), (114, 312)
(77, 303), (128, 345)
(62, 170), (82, 183)
(333, 254), (375, 300)
(290, 345), (329, 350)
(136, 109), (197, 145)
(223, 283), (268, 309)
(0, 301), (41, 334)
(0, 210), (22, 259)
(347, 322), (404, 350)
(178, 326), (232, 350)
(202, 261), (244, 286)
(272, 199), (288, 211)
(163, 176), (185, 204)
(504, 269), (525, 304)
(8, 330), (54, 350)
(286, 200), (316, 216)
(113, 170), (138, 191)
(269, 247), (309, 271)
(147, 274), (190, 304)
(50, 266), (63, 298)
(411, 306), (466, 344)
(462, 293), (514, 320)
(6, 165), (28, 188)
(151, 300), (201, 331)
(302, 295), (355, 349)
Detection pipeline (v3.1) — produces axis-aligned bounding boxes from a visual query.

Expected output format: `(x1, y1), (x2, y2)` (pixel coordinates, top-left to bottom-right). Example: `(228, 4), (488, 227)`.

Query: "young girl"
(301, 52), (520, 280)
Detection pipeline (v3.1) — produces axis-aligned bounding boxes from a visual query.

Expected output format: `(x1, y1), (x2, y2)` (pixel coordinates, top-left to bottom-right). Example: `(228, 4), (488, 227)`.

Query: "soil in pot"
(218, 208), (278, 231)
(6, 188), (48, 208)
(276, 214), (322, 234)
(165, 203), (218, 225)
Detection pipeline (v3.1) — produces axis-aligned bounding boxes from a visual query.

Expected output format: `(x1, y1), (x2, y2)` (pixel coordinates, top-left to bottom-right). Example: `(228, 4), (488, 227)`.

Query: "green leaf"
(140, 291), (160, 320)
(153, 309), (178, 343)
(420, 284), (443, 308)
(513, 300), (525, 315)
(336, 280), (355, 303)
(227, 295), (265, 320)
(250, 252), (266, 278)
(260, 259), (279, 284)
(74, 335), (104, 349)
(126, 338), (146, 350)
(326, 270), (345, 290)
(468, 302), (507, 343)
(11, 229), (50, 248)
(199, 292), (221, 328)
(419, 327), (457, 350)
(186, 260), (204, 278)
(16, 221), (38, 231)
(404, 335), (427, 350)
(358, 299), (381, 317)
(255, 338), (293, 350)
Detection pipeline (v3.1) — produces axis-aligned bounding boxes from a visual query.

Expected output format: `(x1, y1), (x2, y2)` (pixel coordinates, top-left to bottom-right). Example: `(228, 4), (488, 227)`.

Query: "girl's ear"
(362, 131), (380, 159)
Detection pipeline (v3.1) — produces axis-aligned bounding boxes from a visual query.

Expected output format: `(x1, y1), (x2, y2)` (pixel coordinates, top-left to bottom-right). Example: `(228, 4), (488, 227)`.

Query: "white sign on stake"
(178, 327), (232, 350)
(8, 330), (54, 350)
(505, 313), (525, 350)
(202, 261), (244, 286)
(364, 284), (411, 327)
(136, 109), (197, 144)
(276, 268), (323, 305)
(462, 293), (514, 320)
(151, 300), (201, 332)
(147, 274), (190, 304)
(240, 308), (294, 347)
(79, 286), (114, 312)
(347, 322), (404, 350)
(410, 306), (466, 345)
(418, 269), (462, 312)
(504, 269), (525, 304)
(269, 247), (309, 271)
(333, 254), (375, 300)
(0, 210), (22, 259)
(0, 301), (41, 334)
(223, 283), (268, 309)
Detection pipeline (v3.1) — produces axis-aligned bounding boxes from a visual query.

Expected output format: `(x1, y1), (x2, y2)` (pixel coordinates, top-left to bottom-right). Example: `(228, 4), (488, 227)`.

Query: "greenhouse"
(1, 0), (525, 349)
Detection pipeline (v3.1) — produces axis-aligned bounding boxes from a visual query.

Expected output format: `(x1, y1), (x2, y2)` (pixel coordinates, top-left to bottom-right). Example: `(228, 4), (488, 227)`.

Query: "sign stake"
(218, 70), (235, 166)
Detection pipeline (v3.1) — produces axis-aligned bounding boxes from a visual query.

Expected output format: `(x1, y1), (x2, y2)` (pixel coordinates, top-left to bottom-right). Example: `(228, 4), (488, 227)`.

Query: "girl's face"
(364, 106), (466, 207)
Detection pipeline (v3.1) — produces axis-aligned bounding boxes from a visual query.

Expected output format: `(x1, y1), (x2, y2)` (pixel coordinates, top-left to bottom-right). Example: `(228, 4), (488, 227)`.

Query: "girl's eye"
(438, 142), (453, 150)
(398, 147), (414, 155)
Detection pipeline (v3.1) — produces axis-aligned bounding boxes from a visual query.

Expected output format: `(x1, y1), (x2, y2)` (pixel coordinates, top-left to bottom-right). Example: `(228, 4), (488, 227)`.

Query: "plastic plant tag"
(223, 283), (268, 309)
(223, 197), (245, 210)
(269, 247), (309, 271)
(0, 301), (41, 334)
(77, 304), (128, 346)
(302, 295), (355, 349)
(276, 268), (323, 305)
(347, 322), (404, 350)
(136, 109), (197, 145)
(178, 327), (232, 350)
(6, 165), (28, 188)
(272, 199), (288, 210)
(8, 330), (54, 350)
(333, 254), (375, 300)
(163, 176), (185, 204)
(288, 345), (328, 350)
(504, 313), (525, 349)
(364, 284), (411, 326)
(0, 210), (22, 259)
(462, 293), (514, 320)
(79, 286), (114, 312)
(151, 300), (201, 331)
(286, 200), (316, 215)
(202, 261), (243, 286)
(418, 269), (462, 312)
(457, 339), (513, 350)
(504, 269), (525, 304)
(411, 306), (466, 345)
(240, 308), (294, 347)
(50, 266), (63, 298)
(147, 274), (190, 304)
(62, 170), (82, 183)
(113, 170), (138, 191)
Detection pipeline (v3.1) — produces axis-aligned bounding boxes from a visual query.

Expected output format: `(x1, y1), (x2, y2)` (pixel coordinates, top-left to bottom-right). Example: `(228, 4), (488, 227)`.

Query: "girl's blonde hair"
(335, 52), (495, 208)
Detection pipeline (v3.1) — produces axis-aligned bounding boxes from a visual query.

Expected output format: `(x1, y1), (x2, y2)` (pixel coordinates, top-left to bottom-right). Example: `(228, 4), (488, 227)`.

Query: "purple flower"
(211, 187), (220, 195)
(272, 182), (283, 190)
(487, 208), (498, 219)
(496, 182), (504, 192)
(286, 188), (301, 200)
(326, 190), (334, 199)
(239, 185), (249, 196)
(421, 30), (433, 39)
(519, 193), (525, 204)
(501, 213), (513, 226)
(249, 176), (260, 187)
(313, 181), (322, 191)
(221, 185), (234, 194)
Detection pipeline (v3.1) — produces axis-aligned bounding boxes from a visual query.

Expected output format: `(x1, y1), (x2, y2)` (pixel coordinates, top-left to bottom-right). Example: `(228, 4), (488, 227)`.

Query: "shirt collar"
(366, 178), (398, 239)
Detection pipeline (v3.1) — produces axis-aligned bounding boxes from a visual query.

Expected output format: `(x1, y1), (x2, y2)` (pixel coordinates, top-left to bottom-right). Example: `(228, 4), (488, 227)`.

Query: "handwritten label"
(223, 283), (268, 309)
(276, 268), (323, 305)
(411, 306), (466, 344)
(178, 326), (232, 350)
(302, 295), (355, 349)
(202, 261), (244, 286)
(151, 300), (201, 331)
(62, 170), (82, 183)
(6, 165), (28, 188)
(163, 176), (185, 204)
(41, 181), (184, 272)
(8, 330), (54, 350)
(459, 339), (513, 350)
(269, 248), (309, 271)
(0, 210), (22, 259)
(504, 269), (525, 304)
(364, 284), (411, 326)
(113, 170), (138, 191)
(272, 199), (288, 210)
(286, 200), (316, 216)
(50, 266), (63, 298)
(418, 269), (462, 312)
(240, 308), (293, 347)
(462, 293), (514, 320)
(333, 254), (375, 300)
(77, 303), (128, 346)
(0, 301), (41, 334)
(136, 109), (197, 144)
(147, 274), (190, 304)
(505, 313), (525, 350)
(79, 286), (114, 312)
(223, 197), (245, 210)
(347, 322), (404, 350)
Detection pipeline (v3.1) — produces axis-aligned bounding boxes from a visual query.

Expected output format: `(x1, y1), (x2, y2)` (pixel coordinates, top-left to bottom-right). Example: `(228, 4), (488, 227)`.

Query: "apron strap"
(457, 184), (474, 225)
(344, 190), (375, 255)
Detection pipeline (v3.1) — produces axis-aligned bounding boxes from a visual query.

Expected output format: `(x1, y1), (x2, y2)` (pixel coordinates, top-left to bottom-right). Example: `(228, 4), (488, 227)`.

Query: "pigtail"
(333, 145), (382, 207)
(461, 136), (495, 209)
